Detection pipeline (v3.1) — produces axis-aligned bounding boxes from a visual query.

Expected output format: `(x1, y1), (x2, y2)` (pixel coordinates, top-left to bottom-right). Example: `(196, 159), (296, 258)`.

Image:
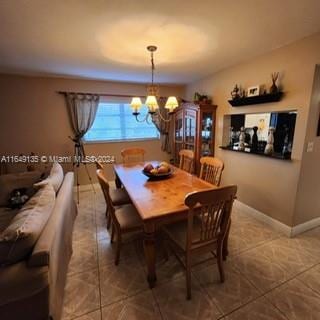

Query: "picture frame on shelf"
(247, 85), (260, 97)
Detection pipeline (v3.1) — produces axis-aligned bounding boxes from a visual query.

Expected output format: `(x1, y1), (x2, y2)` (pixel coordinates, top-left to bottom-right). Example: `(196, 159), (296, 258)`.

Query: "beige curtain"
(65, 93), (100, 140)
(152, 97), (173, 154)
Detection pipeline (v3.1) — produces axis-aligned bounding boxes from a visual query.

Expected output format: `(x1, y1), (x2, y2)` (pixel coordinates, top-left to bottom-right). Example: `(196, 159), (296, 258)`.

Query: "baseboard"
(291, 217), (320, 237)
(234, 200), (292, 237)
(234, 200), (320, 237)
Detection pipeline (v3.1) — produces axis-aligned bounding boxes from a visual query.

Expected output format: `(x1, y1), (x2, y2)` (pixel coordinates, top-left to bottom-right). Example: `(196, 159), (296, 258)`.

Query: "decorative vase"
(231, 85), (240, 100)
(252, 126), (258, 152)
(239, 127), (245, 151)
(282, 127), (290, 157)
(264, 127), (275, 155)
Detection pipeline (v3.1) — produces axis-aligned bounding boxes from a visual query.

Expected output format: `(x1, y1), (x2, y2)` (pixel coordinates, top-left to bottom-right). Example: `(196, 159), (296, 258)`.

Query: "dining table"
(113, 161), (228, 288)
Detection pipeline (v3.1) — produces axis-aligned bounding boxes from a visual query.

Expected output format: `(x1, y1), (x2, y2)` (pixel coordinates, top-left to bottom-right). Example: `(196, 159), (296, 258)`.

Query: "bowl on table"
(142, 162), (173, 180)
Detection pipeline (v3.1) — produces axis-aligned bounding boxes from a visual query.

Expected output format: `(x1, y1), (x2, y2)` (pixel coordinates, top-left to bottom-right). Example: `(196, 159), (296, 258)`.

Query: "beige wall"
(186, 32), (320, 226)
(293, 65), (320, 225)
(0, 75), (184, 182)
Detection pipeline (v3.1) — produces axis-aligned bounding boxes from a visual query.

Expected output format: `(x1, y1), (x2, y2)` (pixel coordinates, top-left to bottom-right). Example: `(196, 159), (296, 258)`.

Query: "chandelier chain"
(151, 51), (155, 85)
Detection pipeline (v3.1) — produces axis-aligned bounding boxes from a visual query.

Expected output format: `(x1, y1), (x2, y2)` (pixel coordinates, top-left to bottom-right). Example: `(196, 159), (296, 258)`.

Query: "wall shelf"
(219, 146), (291, 161)
(228, 92), (283, 107)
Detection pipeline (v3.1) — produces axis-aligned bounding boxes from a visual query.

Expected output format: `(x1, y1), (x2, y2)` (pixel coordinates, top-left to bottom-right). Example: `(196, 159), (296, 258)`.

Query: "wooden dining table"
(114, 161), (225, 288)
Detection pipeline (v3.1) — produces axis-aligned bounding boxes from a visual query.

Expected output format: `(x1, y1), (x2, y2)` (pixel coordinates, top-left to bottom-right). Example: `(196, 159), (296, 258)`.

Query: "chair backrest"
(96, 169), (115, 216)
(185, 185), (237, 249)
(179, 149), (194, 174)
(199, 156), (224, 186)
(95, 161), (104, 170)
(121, 147), (146, 163)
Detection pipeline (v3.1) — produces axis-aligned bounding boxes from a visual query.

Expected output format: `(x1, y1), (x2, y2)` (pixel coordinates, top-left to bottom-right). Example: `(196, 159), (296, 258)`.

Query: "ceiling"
(0, 0), (320, 84)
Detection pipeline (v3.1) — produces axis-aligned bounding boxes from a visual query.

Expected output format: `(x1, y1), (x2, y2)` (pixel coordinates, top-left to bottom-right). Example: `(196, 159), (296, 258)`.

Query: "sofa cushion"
(34, 162), (64, 193)
(0, 207), (19, 233)
(0, 183), (55, 266)
(0, 260), (49, 307)
(0, 171), (43, 207)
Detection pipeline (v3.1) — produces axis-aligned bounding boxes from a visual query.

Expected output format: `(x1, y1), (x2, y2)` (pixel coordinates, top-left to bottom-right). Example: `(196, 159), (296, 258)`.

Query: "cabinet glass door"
(174, 110), (184, 165)
(184, 111), (196, 151)
(201, 112), (214, 156)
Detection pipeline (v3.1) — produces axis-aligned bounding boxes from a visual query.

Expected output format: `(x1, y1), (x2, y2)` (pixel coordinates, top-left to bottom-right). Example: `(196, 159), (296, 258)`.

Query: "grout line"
(91, 189), (104, 320)
(227, 254), (320, 319)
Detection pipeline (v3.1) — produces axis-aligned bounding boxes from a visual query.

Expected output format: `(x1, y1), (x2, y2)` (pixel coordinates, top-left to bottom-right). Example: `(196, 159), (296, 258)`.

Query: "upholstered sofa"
(0, 169), (77, 320)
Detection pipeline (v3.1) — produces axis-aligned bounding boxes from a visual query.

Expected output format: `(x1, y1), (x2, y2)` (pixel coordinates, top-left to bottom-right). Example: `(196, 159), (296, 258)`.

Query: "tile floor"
(62, 186), (320, 320)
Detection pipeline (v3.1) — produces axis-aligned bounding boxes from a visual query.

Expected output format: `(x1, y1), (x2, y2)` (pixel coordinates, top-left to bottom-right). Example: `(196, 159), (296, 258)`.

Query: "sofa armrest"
(28, 172), (77, 267)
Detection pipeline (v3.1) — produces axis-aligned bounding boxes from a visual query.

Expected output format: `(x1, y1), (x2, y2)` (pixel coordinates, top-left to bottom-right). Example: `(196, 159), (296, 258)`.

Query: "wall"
(293, 65), (320, 225)
(0, 75), (184, 182)
(186, 32), (320, 227)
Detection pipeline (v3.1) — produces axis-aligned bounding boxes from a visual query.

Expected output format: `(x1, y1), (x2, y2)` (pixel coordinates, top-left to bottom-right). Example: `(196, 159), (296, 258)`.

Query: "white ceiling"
(0, 0), (320, 84)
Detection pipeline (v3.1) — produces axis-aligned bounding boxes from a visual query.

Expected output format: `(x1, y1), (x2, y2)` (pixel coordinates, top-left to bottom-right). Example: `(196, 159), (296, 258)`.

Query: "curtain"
(152, 97), (173, 154)
(65, 93), (100, 140)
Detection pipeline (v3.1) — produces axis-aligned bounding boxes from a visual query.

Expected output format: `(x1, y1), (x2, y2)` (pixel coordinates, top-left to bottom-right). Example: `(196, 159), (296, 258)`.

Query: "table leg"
(114, 172), (122, 189)
(223, 219), (231, 260)
(143, 222), (157, 288)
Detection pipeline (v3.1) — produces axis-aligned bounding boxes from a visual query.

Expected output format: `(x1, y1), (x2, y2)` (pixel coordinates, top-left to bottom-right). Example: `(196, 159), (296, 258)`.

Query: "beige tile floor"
(62, 186), (320, 320)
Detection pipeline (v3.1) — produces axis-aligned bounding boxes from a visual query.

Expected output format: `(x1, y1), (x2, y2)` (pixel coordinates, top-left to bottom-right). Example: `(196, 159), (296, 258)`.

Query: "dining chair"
(162, 185), (237, 299)
(95, 166), (131, 229)
(199, 156), (224, 186)
(96, 169), (143, 265)
(179, 149), (194, 174)
(121, 147), (146, 163)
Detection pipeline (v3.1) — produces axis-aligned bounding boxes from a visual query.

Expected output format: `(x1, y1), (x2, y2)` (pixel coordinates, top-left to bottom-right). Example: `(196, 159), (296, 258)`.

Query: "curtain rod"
(57, 91), (146, 98)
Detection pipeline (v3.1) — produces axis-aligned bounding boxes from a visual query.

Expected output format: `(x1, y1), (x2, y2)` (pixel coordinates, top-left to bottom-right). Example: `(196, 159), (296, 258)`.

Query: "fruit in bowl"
(157, 165), (170, 174)
(142, 162), (172, 179)
(143, 163), (154, 173)
(159, 161), (170, 168)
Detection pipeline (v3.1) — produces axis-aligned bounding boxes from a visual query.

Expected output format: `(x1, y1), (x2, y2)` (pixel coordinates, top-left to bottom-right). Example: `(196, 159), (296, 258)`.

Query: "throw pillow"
(34, 162), (64, 193)
(0, 183), (56, 266)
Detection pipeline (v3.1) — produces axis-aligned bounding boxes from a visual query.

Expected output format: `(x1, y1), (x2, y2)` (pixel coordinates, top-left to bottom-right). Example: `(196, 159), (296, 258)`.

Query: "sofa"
(0, 168), (77, 320)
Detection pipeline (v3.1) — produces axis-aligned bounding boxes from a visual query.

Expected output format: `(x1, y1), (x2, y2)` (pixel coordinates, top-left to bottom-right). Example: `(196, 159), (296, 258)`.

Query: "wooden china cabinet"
(173, 102), (217, 173)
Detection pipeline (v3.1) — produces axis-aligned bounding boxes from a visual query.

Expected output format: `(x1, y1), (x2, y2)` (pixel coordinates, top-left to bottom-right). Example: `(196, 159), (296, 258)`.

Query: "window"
(84, 101), (159, 142)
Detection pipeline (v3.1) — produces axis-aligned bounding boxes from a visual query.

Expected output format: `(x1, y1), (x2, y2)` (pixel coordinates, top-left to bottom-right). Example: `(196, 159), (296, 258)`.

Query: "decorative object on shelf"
(281, 126), (291, 158)
(239, 86), (246, 98)
(239, 127), (246, 151)
(264, 127), (275, 155)
(270, 72), (279, 94)
(247, 85), (260, 97)
(231, 85), (241, 100)
(193, 92), (212, 104)
(229, 127), (234, 146)
(252, 126), (259, 152)
(130, 46), (179, 123)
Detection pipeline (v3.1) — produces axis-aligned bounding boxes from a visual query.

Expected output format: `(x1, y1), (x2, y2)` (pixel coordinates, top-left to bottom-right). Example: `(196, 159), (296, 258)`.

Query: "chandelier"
(130, 46), (179, 123)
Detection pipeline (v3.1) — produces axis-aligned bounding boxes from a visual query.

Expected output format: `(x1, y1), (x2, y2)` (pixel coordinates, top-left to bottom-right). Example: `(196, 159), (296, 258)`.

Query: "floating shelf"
(219, 146), (291, 161)
(228, 92), (283, 107)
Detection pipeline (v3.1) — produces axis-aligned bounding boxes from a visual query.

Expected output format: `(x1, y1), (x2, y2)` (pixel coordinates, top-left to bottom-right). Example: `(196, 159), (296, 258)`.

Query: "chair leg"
(111, 223), (115, 243)
(186, 254), (192, 300)
(115, 232), (122, 265)
(106, 209), (112, 229)
(217, 242), (225, 283)
(223, 221), (231, 261)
